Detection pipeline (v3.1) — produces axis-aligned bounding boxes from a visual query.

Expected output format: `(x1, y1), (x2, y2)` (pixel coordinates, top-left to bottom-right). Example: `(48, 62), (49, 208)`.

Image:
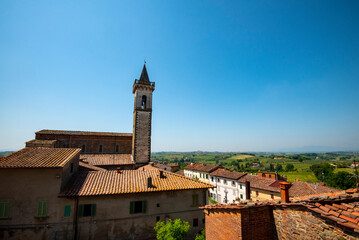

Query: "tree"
(195, 229), (205, 240)
(326, 171), (356, 190)
(154, 219), (190, 240)
(310, 163), (335, 181)
(285, 164), (295, 172)
(269, 163), (274, 171)
(276, 164), (283, 171)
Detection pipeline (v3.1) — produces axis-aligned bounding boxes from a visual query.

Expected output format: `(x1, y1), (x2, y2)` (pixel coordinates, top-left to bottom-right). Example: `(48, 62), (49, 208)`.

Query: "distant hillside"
(0, 151), (13, 158)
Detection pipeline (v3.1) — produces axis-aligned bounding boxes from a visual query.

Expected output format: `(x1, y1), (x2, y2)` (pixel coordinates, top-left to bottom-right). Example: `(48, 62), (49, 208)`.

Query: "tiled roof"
(289, 179), (342, 197)
(175, 170), (184, 176)
(210, 168), (247, 180)
(0, 148), (80, 168)
(60, 169), (214, 197)
(184, 163), (221, 173)
(79, 162), (107, 171)
(26, 139), (57, 144)
(36, 129), (132, 137)
(238, 174), (280, 192)
(80, 154), (134, 166)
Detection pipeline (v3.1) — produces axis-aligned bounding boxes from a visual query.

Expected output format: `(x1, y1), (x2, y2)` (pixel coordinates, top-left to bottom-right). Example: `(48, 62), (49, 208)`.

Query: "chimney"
(159, 170), (166, 178)
(280, 182), (291, 203)
(245, 181), (251, 200)
(147, 177), (153, 188)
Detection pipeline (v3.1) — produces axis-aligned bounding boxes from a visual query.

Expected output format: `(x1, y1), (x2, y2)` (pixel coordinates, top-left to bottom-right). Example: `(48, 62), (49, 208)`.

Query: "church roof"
(0, 147), (80, 168)
(139, 64), (150, 82)
(80, 154), (134, 166)
(60, 168), (214, 197)
(36, 129), (132, 137)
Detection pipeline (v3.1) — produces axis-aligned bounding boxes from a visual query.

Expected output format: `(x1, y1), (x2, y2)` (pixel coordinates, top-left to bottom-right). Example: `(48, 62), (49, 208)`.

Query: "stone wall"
(273, 205), (359, 240)
(132, 111), (151, 163)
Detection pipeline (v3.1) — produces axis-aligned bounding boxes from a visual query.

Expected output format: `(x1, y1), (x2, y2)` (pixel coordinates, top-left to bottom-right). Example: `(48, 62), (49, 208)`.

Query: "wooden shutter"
(79, 204), (84, 217)
(0, 202), (9, 218)
(91, 204), (96, 217)
(43, 201), (48, 217)
(142, 201), (147, 213)
(130, 202), (135, 214)
(64, 205), (71, 217)
(37, 201), (43, 217)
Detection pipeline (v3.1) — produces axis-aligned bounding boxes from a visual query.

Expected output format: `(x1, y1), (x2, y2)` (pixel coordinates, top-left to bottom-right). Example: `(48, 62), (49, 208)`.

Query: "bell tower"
(132, 64), (155, 164)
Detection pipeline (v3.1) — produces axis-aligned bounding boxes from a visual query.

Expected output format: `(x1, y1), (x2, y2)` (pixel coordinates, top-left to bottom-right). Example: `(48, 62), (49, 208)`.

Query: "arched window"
(141, 95), (147, 109)
(82, 145), (86, 153)
(116, 145), (119, 153)
(99, 145), (103, 153)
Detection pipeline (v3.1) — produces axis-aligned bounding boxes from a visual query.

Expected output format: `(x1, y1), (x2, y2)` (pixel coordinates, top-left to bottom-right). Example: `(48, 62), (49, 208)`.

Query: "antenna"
(353, 159), (359, 189)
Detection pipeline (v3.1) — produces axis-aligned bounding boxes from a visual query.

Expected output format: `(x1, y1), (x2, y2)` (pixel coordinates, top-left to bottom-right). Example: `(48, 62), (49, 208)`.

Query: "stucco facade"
(209, 176), (247, 203)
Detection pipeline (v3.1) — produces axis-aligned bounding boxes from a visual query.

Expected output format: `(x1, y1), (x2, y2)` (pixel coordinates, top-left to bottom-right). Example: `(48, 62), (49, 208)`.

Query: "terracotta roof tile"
(238, 174), (280, 192)
(80, 154), (134, 166)
(184, 163), (221, 173)
(26, 139), (57, 145)
(210, 168), (247, 180)
(289, 179), (341, 197)
(60, 169), (214, 197)
(36, 129), (132, 137)
(79, 162), (107, 171)
(0, 148), (80, 168)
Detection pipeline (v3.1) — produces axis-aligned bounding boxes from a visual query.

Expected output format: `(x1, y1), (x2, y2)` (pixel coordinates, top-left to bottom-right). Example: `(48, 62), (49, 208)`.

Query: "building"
(0, 147), (213, 240)
(209, 168), (247, 203)
(184, 163), (221, 183)
(25, 64), (154, 168)
(201, 185), (359, 240)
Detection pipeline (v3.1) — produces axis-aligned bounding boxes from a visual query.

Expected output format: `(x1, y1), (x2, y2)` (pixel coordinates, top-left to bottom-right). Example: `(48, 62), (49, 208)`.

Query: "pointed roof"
(139, 64), (150, 82)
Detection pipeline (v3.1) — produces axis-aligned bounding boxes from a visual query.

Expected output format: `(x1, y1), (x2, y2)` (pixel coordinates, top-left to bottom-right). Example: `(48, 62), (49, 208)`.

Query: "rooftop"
(79, 162), (107, 171)
(210, 168), (247, 180)
(36, 129), (132, 137)
(80, 154), (134, 166)
(289, 179), (342, 197)
(60, 169), (214, 197)
(184, 163), (221, 173)
(26, 139), (57, 144)
(0, 147), (81, 168)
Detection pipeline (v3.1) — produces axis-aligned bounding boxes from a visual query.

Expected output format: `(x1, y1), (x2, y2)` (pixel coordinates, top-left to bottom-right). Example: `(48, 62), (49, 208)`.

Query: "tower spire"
(139, 64), (150, 82)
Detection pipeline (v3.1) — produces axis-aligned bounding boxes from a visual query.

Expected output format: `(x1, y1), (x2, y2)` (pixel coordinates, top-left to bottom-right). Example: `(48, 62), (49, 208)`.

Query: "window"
(79, 204), (96, 217)
(211, 177), (214, 181)
(224, 180), (227, 184)
(157, 203), (160, 207)
(130, 201), (147, 214)
(156, 216), (160, 222)
(64, 205), (71, 217)
(99, 145), (103, 153)
(192, 194), (199, 207)
(271, 194), (274, 200)
(116, 145), (119, 153)
(206, 174), (208, 179)
(141, 95), (147, 109)
(202, 218), (205, 224)
(256, 191), (259, 197)
(240, 184), (242, 189)
(82, 145), (86, 153)
(37, 201), (48, 217)
(0, 202), (9, 218)
(240, 194), (243, 199)
(193, 218), (199, 227)
(217, 178), (220, 182)
(70, 163), (74, 173)
(232, 181), (235, 186)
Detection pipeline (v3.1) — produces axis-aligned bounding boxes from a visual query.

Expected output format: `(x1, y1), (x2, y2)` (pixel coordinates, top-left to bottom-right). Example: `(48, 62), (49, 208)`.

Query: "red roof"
(210, 168), (247, 180)
(184, 163), (221, 173)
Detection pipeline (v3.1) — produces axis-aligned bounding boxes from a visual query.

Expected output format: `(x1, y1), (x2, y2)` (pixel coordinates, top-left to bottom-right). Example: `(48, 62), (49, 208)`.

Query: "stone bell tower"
(132, 64), (155, 164)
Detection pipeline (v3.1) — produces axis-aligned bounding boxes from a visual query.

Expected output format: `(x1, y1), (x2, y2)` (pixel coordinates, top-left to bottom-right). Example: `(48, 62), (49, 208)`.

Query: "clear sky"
(0, 1), (358, 152)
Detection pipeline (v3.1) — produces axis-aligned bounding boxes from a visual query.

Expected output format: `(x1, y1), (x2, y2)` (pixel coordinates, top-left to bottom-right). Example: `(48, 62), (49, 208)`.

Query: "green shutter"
(64, 205), (71, 217)
(43, 201), (48, 216)
(91, 204), (96, 217)
(0, 202), (9, 218)
(37, 201), (42, 217)
(130, 202), (135, 214)
(79, 204), (84, 217)
(142, 201), (147, 213)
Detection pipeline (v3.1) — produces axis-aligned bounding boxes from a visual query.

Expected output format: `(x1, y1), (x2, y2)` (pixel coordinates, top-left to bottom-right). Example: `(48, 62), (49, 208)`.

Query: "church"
(0, 65), (212, 240)
(26, 64), (155, 170)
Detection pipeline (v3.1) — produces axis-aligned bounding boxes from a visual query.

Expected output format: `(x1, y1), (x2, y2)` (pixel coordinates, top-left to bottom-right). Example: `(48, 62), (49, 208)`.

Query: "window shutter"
(91, 204), (96, 217)
(142, 201), (147, 213)
(37, 201), (43, 217)
(64, 205), (71, 217)
(4, 202), (9, 218)
(79, 204), (84, 217)
(43, 201), (48, 216)
(0, 202), (9, 218)
(130, 202), (134, 214)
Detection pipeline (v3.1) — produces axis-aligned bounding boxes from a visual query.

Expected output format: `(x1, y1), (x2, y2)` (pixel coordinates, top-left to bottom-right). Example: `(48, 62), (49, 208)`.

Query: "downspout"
(73, 197), (79, 240)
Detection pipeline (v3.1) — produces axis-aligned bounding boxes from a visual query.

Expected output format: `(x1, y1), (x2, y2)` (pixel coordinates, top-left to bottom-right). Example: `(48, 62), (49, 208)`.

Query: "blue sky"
(0, 0), (358, 152)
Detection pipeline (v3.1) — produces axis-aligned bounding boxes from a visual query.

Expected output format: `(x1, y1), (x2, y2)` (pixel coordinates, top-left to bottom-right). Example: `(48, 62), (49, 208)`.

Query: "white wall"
(209, 176), (246, 204)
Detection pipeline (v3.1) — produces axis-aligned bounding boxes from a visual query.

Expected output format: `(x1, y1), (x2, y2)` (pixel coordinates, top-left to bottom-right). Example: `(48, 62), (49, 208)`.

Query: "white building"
(184, 163), (221, 183)
(209, 168), (247, 203)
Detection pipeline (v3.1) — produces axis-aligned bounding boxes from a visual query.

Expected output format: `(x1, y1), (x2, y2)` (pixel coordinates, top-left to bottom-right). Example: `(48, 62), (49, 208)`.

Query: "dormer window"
(141, 95), (147, 109)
